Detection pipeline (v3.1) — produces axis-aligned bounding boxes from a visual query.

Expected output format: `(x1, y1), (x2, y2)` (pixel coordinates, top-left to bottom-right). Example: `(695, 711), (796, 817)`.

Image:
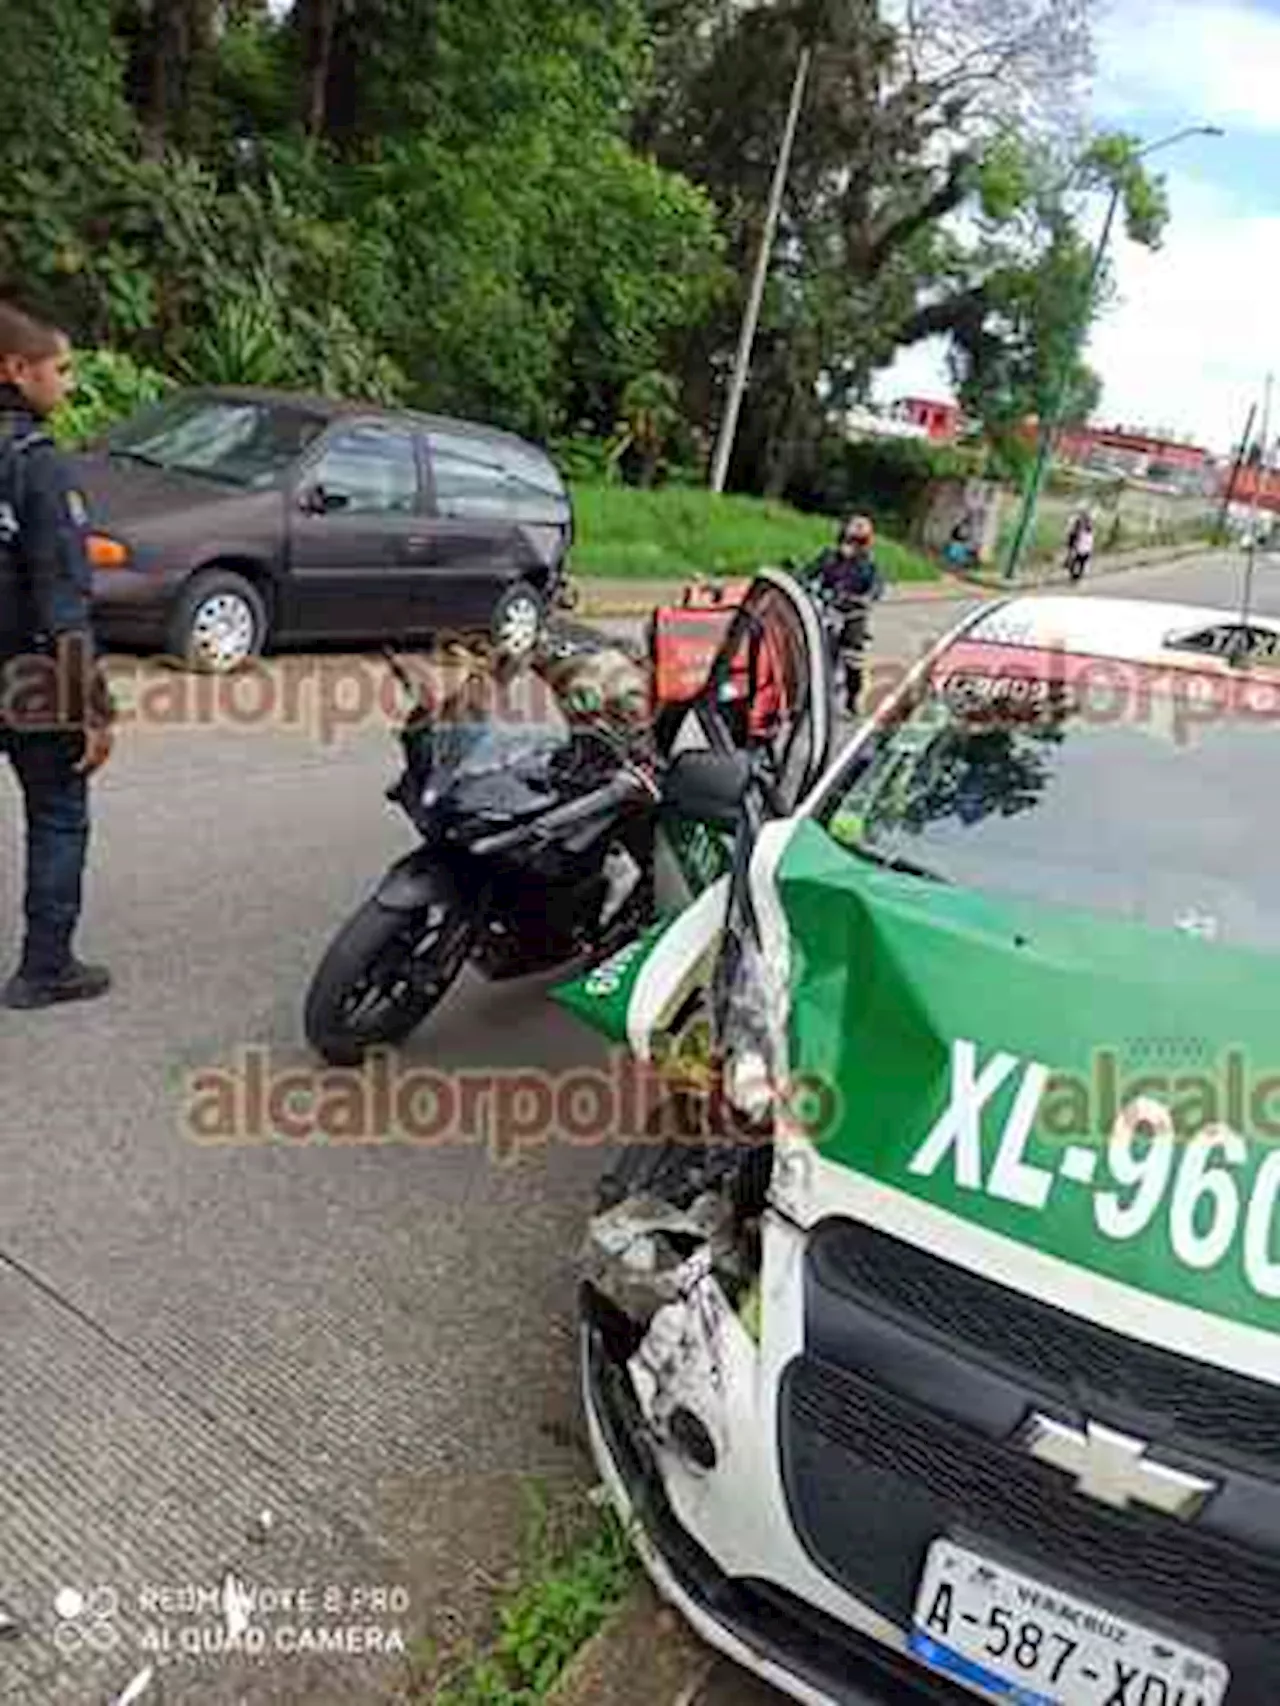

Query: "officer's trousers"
(0, 723), (89, 978)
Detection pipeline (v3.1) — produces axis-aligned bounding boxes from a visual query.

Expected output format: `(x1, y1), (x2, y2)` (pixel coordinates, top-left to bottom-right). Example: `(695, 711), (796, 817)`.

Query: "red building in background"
(1225, 464), (1280, 515)
(897, 397), (962, 441)
(1054, 424), (1211, 488)
(881, 399), (1228, 499)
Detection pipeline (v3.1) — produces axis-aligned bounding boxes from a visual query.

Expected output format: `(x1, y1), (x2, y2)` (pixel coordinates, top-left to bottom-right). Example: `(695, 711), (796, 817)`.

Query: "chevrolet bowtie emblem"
(1018, 1415), (1218, 1518)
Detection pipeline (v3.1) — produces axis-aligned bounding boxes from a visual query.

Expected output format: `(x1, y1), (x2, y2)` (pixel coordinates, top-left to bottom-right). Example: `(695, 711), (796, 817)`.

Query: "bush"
(549, 434), (619, 485)
(790, 434), (983, 536)
(52, 346), (173, 446)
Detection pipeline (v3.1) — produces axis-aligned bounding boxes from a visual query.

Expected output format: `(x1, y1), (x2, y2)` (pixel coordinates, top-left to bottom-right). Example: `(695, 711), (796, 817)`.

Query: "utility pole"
(1215, 400), (1256, 546)
(709, 45), (813, 495)
(1002, 124), (1224, 582)
(1240, 373), (1272, 636)
(1002, 187), (1121, 582)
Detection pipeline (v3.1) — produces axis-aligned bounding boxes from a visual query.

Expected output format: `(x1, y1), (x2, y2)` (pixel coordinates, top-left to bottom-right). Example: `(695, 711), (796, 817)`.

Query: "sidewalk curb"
(575, 542), (1221, 619)
(949, 540), (1224, 596)
(546, 1580), (714, 1706)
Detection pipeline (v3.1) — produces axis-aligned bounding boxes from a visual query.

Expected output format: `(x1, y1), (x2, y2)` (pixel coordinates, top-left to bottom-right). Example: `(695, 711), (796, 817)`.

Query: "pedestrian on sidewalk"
(1064, 509), (1094, 582)
(0, 300), (115, 1008)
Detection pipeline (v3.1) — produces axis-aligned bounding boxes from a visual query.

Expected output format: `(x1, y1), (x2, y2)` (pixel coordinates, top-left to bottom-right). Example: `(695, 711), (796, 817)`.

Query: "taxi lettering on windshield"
(908, 1039), (1280, 1302)
(937, 670), (1077, 720)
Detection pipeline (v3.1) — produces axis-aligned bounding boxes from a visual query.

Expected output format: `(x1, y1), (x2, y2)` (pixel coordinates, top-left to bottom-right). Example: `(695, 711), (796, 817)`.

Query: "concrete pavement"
(0, 543), (1269, 1705)
(0, 677), (612, 1702)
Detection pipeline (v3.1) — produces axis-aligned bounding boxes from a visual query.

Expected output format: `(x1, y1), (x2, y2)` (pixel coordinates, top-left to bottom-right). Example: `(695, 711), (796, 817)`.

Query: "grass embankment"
(404, 1492), (637, 1706)
(568, 484), (938, 583)
(993, 506), (1216, 568)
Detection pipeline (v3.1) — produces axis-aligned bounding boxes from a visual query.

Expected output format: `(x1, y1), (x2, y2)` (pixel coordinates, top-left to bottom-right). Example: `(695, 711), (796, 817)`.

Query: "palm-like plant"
(608, 370), (684, 487)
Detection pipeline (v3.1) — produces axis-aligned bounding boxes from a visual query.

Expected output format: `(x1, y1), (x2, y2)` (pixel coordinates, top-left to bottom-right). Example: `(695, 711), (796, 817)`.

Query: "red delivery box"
(648, 577), (788, 738)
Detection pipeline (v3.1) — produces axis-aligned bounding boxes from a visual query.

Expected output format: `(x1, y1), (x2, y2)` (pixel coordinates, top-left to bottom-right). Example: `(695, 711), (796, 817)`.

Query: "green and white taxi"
(562, 573), (1280, 1706)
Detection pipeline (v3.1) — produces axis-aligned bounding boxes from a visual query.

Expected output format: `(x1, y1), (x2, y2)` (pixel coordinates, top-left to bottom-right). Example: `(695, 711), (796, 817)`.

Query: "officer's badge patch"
(0, 500), (18, 545)
(66, 489), (89, 527)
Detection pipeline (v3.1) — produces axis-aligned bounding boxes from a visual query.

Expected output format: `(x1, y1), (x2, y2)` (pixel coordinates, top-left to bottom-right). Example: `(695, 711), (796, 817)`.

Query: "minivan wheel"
(168, 570), (268, 673)
(491, 581), (545, 660)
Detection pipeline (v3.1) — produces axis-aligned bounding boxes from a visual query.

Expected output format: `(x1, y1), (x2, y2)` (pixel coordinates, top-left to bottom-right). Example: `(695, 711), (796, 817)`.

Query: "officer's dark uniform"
(0, 381), (112, 996)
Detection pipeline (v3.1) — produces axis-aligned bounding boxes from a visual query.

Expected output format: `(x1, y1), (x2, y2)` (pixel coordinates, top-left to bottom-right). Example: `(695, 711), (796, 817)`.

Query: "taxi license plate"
(909, 1541), (1229, 1706)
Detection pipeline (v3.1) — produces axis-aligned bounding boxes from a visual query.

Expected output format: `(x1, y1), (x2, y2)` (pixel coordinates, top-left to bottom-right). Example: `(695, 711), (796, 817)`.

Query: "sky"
(877, 0), (1280, 454)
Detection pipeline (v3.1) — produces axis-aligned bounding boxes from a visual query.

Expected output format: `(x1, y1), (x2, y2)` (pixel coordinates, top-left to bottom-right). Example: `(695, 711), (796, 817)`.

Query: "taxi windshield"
(816, 641), (1280, 949)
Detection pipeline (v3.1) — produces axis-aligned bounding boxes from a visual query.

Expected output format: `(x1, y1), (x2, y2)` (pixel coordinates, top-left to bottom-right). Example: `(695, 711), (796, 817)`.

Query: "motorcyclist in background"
(804, 513), (884, 716)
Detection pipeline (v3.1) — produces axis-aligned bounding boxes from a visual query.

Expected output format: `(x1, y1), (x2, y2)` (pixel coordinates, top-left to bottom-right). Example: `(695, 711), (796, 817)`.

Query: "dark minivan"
(75, 387), (575, 670)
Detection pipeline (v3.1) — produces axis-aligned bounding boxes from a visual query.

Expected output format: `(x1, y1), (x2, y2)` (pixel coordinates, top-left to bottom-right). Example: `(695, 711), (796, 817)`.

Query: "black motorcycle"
(812, 581), (876, 718)
(304, 639), (659, 1067)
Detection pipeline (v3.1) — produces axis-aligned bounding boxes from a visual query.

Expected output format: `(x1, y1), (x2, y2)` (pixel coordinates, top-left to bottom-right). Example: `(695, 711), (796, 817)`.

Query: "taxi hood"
(756, 816), (1280, 1361)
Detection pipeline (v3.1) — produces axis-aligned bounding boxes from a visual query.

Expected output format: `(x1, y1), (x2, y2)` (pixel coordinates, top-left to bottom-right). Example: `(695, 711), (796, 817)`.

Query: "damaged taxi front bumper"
(579, 1227), (976, 1706)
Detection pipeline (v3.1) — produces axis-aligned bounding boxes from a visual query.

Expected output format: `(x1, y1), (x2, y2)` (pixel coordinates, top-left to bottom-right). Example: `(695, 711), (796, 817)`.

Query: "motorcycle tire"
(304, 884), (473, 1068)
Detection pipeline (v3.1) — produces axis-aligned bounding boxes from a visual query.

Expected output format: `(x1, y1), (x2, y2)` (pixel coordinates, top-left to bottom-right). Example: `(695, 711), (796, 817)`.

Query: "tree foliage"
(0, 0), (724, 442)
(629, 0), (1119, 492)
(903, 128), (1169, 461)
(0, 0), (1171, 485)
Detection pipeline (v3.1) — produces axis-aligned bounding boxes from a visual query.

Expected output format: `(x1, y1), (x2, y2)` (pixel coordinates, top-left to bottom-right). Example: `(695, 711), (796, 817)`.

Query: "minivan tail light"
(87, 534), (130, 569)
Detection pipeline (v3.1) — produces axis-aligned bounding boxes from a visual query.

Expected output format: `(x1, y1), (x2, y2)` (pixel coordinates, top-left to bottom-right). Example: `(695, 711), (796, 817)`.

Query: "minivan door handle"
(405, 535), (433, 557)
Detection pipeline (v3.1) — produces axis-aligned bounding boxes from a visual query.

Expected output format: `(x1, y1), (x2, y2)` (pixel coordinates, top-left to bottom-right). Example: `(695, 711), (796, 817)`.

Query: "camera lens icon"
(54, 1585), (120, 1655)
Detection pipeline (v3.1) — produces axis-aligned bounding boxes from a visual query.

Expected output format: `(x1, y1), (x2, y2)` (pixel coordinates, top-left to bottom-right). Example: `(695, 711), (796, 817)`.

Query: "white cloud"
(872, 338), (953, 409)
(1089, 169), (1280, 451)
(873, 171), (1276, 456)
(1096, 0), (1280, 134)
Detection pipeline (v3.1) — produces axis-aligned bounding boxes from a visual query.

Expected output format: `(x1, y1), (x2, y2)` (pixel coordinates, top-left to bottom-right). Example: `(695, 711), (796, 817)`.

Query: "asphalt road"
(0, 548), (1271, 1706)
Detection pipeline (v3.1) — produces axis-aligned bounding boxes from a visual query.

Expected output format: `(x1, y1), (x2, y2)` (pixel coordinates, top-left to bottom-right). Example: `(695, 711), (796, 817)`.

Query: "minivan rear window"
(427, 431), (565, 522)
(427, 433), (510, 519)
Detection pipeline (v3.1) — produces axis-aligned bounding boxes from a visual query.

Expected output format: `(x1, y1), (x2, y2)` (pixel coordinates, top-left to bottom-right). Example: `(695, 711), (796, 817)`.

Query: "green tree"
(113, 0), (221, 158)
(633, 0), (1095, 494)
(341, 123), (724, 439)
(899, 131), (1169, 462)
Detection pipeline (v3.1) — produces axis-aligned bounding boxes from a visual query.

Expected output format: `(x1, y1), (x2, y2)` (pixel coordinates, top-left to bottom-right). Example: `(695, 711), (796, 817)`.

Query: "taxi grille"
(807, 1219), (1280, 1475)
(780, 1356), (1279, 1704)
(782, 1219), (1280, 1706)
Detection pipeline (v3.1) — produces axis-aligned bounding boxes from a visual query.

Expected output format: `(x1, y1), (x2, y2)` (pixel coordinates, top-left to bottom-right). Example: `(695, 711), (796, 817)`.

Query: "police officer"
(0, 301), (114, 1008)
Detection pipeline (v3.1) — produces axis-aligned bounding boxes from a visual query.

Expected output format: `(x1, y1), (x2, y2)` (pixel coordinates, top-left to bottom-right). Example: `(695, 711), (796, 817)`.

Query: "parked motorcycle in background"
(787, 515), (883, 720)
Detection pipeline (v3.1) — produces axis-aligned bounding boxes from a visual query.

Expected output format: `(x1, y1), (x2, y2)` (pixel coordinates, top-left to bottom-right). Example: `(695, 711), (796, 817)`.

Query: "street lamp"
(1002, 123), (1225, 581)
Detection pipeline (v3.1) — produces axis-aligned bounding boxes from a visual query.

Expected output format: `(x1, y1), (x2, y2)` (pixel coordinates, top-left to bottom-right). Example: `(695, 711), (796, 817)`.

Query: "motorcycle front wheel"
(304, 882), (474, 1067)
